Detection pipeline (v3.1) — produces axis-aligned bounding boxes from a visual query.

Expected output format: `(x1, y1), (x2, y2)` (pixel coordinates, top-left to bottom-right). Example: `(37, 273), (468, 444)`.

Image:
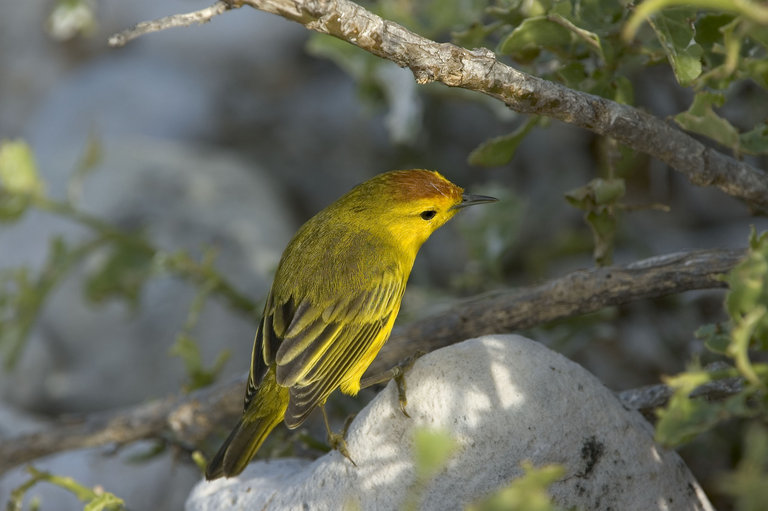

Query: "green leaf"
(717, 424), (768, 511)
(647, 7), (702, 86)
(468, 117), (539, 166)
(486, 4), (526, 27)
(412, 428), (459, 481)
(694, 13), (736, 48)
(565, 178), (625, 266)
(740, 123), (768, 155)
(498, 16), (574, 61)
(585, 209), (617, 266)
(655, 369), (719, 446)
(743, 57), (768, 89)
(674, 91), (740, 152)
(695, 323), (731, 354)
(547, 13), (604, 61)
(725, 228), (768, 348)
(575, 0), (627, 35)
(0, 139), (45, 221)
(745, 21), (768, 50)
(170, 333), (231, 392)
(564, 178), (625, 209)
(612, 75), (634, 105)
(84, 238), (155, 308)
(467, 462), (565, 511)
(555, 61), (588, 89)
(1, 237), (81, 369)
(452, 21), (502, 50)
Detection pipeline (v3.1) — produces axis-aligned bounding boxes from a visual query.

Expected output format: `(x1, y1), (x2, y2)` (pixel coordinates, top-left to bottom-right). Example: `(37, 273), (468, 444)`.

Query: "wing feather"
(247, 258), (405, 427)
(273, 270), (404, 428)
(284, 319), (386, 427)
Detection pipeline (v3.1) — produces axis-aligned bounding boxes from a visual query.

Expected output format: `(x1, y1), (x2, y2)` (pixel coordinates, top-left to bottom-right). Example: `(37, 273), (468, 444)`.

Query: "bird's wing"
(269, 268), (405, 428)
(243, 292), (290, 411)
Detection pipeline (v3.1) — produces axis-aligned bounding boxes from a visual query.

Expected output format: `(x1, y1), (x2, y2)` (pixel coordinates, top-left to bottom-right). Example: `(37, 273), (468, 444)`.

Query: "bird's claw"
(327, 416), (357, 466)
(393, 350), (426, 417)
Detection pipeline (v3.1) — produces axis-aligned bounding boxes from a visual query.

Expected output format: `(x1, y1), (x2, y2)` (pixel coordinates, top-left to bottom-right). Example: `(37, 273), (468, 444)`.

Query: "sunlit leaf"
(46, 0), (97, 41)
(412, 428), (459, 481)
(647, 7), (702, 86)
(655, 368), (719, 446)
(0, 139), (45, 221)
(467, 462), (565, 511)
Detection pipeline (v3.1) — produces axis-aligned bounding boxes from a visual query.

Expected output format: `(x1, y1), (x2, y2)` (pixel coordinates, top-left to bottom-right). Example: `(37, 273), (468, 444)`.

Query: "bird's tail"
(205, 369), (289, 480)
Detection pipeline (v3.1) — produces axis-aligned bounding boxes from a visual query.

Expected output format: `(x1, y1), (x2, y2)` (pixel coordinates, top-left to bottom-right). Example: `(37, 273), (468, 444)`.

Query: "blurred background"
(1, 0), (767, 509)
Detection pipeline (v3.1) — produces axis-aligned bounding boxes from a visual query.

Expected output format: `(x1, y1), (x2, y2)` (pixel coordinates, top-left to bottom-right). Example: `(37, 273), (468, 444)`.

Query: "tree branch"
(366, 248), (742, 373)
(0, 248), (742, 474)
(109, 0), (768, 212)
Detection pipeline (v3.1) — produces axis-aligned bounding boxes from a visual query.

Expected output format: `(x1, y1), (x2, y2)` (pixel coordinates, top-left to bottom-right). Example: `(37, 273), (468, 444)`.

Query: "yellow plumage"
(205, 169), (496, 479)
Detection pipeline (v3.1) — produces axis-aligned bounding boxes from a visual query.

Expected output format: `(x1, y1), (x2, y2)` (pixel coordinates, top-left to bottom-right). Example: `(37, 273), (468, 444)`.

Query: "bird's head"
(339, 169), (497, 255)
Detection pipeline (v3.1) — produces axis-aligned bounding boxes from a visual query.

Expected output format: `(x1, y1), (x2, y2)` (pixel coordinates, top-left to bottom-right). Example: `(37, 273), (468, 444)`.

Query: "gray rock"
(186, 335), (714, 511)
(0, 402), (200, 510)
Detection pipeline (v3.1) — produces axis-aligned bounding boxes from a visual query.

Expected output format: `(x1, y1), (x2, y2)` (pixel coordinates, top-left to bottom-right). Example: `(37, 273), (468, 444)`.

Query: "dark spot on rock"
(580, 435), (605, 477)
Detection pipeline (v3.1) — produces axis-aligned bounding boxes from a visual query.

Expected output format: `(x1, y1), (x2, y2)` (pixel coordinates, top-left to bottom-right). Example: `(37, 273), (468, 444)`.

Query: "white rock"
(186, 334), (714, 511)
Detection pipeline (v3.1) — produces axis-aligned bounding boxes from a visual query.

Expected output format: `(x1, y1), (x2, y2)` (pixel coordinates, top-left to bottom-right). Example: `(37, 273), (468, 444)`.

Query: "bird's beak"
(452, 193), (498, 210)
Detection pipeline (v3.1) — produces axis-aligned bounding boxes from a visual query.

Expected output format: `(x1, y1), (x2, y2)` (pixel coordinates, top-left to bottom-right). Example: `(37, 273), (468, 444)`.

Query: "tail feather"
(205, 414), (281, 480)
(206, 368), (289, 480)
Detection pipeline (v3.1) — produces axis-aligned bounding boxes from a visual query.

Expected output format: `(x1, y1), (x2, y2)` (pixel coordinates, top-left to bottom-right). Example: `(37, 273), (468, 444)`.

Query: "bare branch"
(0, 248), (742, 474)
(108, 1), (232, 47)
(110, 0), (768, 211)
(366, 248), (742, 373)
(618, 376), (744, 415)
(0, 377), (243, 476)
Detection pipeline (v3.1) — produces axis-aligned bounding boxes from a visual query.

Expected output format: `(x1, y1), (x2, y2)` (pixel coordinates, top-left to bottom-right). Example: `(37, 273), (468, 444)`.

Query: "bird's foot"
(321, 407), (357, 466)
(327, 414), (357, 466)
(392, 350), (425, 418)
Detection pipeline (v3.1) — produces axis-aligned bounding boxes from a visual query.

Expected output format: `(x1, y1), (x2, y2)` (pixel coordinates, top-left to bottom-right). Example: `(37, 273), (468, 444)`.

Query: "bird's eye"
(420, 210), (437, 221)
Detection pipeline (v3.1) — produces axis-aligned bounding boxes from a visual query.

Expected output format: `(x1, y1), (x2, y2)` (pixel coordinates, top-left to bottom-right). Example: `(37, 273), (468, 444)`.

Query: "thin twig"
(108, 1), (233, 48)
(0, 247), (743, 474)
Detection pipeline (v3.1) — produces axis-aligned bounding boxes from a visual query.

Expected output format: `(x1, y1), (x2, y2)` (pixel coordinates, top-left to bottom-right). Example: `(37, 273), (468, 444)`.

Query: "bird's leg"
(321, 405), (357, 466)
(360, 351), (425, 418)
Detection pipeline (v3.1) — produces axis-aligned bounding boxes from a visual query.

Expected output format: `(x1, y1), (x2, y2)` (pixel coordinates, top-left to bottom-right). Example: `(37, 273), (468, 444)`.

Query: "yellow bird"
(205, 169), (497, 479)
